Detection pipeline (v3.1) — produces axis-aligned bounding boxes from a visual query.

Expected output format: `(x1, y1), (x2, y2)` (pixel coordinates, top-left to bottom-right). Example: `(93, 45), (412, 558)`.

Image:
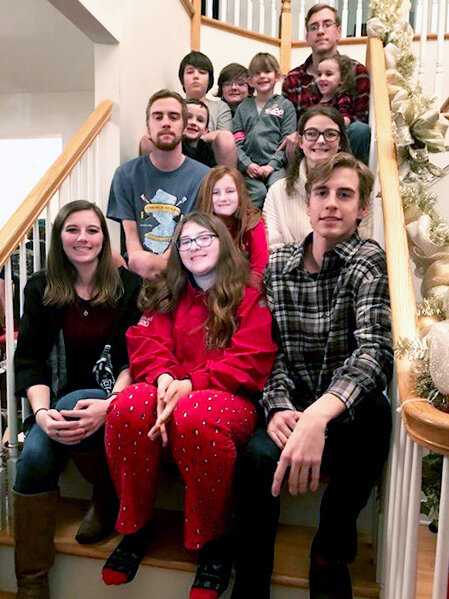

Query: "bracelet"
(34, 407), (49, 417)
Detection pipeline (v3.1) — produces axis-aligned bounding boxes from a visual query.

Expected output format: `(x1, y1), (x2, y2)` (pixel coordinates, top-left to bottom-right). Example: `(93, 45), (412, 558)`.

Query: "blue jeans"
(346, 120), (371, 165)
(14, 388), (107, 494)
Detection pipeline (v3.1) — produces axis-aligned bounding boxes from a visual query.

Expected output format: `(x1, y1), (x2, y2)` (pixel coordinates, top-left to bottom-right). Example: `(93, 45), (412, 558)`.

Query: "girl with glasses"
(263, 106), (349, 250)
(197, 166), (269, 285)
(102, 213), (276, 599)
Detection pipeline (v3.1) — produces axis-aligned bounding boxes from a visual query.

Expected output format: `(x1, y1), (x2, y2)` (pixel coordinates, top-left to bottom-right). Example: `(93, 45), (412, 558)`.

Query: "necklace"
(77, 296), (91, 317)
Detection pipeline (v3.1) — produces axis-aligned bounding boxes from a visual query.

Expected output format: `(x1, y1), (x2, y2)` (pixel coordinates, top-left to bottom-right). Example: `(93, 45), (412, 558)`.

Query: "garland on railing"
(368, 0), (449, 414)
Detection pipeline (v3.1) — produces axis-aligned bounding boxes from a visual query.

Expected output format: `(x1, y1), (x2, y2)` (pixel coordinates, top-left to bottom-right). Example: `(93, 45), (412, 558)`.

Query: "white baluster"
(433, 0), (446, 100)
(270, 0), (276, 37)
(328, 0), (335, 7)
(355, 0), (363, 36)
(19, 240), (27, 316)
(401, 441), (422, 599)
(298, 0), (305, 40)
(95, 136), (101, 204)
(45, 205), (52, 258)
(431, 0), (439, 32)
(341, 0), (349, 38)
(234, 0), (240, 26)
(388, 422), (407, 595)
(206, 0), (213, 18)
(432, 456), (449, 599)
(446, 0), (449, 32)
(415, 0), (423, 31)
(418, 0), (428, 82)
(248, 0), (253, 30)
(33, 221), (41, 273)
(259, 0), (265, 33)
(220, 0), (227, 22)
(5, 259), (19, 517)
(87, 145), (92, 203)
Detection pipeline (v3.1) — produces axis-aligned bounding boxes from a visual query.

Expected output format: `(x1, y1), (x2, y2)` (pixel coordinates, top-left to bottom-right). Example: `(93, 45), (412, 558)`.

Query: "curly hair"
(44, 200), (122, 307)
(196, 166), (262, 253)
(285, 105), (350, 197)
(138, 213), (250, 349)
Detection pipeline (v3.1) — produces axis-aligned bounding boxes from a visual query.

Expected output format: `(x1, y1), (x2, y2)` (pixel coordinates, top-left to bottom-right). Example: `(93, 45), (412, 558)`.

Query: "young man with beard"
(108, 90), (209, 279)
(282, 4), (371, 164)
(232, 153), (392, 599)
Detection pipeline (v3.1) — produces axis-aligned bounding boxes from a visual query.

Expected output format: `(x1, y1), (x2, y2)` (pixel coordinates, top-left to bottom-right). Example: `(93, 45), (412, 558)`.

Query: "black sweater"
(14, 268), (142, 400)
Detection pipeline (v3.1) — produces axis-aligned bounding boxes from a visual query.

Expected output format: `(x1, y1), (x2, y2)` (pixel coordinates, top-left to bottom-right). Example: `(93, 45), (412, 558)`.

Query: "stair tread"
(0, 497), (379, 597)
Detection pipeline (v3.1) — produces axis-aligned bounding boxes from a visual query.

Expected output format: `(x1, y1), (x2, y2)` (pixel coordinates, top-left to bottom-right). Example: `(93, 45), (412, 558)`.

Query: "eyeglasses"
(222, 79), (248, 88)
(177, 233), (217, 251)
(303, 128), (341, 142)
(307, 19), (337, 32)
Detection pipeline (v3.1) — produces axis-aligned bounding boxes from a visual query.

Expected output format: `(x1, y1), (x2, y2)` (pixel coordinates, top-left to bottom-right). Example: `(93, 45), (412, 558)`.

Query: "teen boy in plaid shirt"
(282, 3), (371, 164)
(232, 153), (393, 599)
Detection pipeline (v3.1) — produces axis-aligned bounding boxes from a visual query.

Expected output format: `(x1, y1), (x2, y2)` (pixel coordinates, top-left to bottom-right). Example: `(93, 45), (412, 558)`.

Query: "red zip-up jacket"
(127, 283), (277, 397)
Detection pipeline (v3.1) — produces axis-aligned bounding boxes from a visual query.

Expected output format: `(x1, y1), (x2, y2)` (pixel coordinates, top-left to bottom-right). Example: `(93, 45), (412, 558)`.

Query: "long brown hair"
(44, 200), (123, 307)
(197, 166), (262, 252)
(139, 213), (250, 349)
(285, 105), (349, 197)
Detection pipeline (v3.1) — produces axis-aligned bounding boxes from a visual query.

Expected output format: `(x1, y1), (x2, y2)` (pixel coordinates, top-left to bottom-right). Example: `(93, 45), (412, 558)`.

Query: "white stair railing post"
(220, 0), (227, 22)
(270, 0), (276, 37)
(298, 0), (305, 40)
(248, 0), (253, 30)
(401, 441), (422, 599)
(415, 0), (423, 32)
(355, 0), (363, 36)
(431, 0), (439, 32)
(418, 0), (428, 82)
(206, 0), (213, 18)
(433, 0), (446, 101)
(341, 0), (349, 38)
(259, 0), (265, 34)
(5, 260), (19, 527)
(234, 0), (240, 26)
(432, 456), (449, 599)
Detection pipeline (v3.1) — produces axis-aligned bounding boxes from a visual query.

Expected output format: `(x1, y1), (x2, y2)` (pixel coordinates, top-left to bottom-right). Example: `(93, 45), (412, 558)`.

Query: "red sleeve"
(189, 287), (277, 395)
(353, 62), (370, 123)
(336, 93), (354, 121)
(246, 221), (269, 285)
(127, 312), (180, 385)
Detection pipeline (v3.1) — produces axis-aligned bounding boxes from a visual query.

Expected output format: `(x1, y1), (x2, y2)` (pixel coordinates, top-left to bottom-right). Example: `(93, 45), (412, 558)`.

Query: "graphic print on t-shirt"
(139, 189), (186, 254)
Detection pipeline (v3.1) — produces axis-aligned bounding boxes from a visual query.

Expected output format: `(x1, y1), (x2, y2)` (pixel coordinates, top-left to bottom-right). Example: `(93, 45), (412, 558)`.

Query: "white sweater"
(263, 159), (312, 251)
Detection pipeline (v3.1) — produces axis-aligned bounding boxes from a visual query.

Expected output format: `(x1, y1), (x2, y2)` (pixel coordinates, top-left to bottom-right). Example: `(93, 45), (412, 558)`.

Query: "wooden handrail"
(0, 100), (113, 270)
(367, 36), (449, 454)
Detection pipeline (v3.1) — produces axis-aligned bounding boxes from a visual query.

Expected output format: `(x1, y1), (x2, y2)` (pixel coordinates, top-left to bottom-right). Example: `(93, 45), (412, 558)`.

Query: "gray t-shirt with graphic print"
(107, 155), (209, 254)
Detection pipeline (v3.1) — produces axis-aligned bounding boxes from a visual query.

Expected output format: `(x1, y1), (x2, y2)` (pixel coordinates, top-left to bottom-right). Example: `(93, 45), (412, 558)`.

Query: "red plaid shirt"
(282, 54), (370, 123)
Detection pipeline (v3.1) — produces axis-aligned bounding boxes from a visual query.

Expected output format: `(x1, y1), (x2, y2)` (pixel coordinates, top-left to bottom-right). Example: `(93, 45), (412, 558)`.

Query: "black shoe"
(309, 557), (353, 599)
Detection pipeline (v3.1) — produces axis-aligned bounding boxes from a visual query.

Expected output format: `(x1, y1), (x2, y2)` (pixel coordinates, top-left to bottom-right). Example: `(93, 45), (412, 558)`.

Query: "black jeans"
(232, 392), (392, 599)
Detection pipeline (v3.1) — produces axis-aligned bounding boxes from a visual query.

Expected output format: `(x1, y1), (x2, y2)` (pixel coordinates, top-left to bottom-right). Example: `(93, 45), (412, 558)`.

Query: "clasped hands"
(37, 398), (109, 445)
(147, 373), (193, 446)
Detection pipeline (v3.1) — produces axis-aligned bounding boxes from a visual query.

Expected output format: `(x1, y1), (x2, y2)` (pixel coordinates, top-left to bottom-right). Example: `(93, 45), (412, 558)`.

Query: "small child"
(315, 55), (356, 126)
(178, 50), (237, 167)
(217, 63), (252, 117)
(197, 166), (268, 285)
(233, 52), (296, 208)
(182, 99), (216, 168)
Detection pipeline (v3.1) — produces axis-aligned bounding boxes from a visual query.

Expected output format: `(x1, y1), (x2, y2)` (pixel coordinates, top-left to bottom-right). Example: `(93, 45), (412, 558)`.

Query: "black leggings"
(232, 392), (392, 599)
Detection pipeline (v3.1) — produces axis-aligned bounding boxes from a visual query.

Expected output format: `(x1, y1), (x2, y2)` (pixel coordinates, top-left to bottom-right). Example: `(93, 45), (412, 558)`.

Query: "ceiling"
(0, 0), (94, 94)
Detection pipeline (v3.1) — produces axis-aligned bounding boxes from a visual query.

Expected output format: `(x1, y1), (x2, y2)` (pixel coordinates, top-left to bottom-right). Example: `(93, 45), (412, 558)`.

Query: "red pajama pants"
(105, 382), (257, 550)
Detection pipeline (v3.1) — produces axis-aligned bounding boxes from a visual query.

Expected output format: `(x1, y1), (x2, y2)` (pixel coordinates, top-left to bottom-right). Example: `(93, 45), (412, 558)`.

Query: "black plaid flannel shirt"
(262, 232), (393, 418)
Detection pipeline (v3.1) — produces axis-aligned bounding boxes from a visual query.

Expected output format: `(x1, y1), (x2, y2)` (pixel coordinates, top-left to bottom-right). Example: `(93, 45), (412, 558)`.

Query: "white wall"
(0, 91), (94, 146)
